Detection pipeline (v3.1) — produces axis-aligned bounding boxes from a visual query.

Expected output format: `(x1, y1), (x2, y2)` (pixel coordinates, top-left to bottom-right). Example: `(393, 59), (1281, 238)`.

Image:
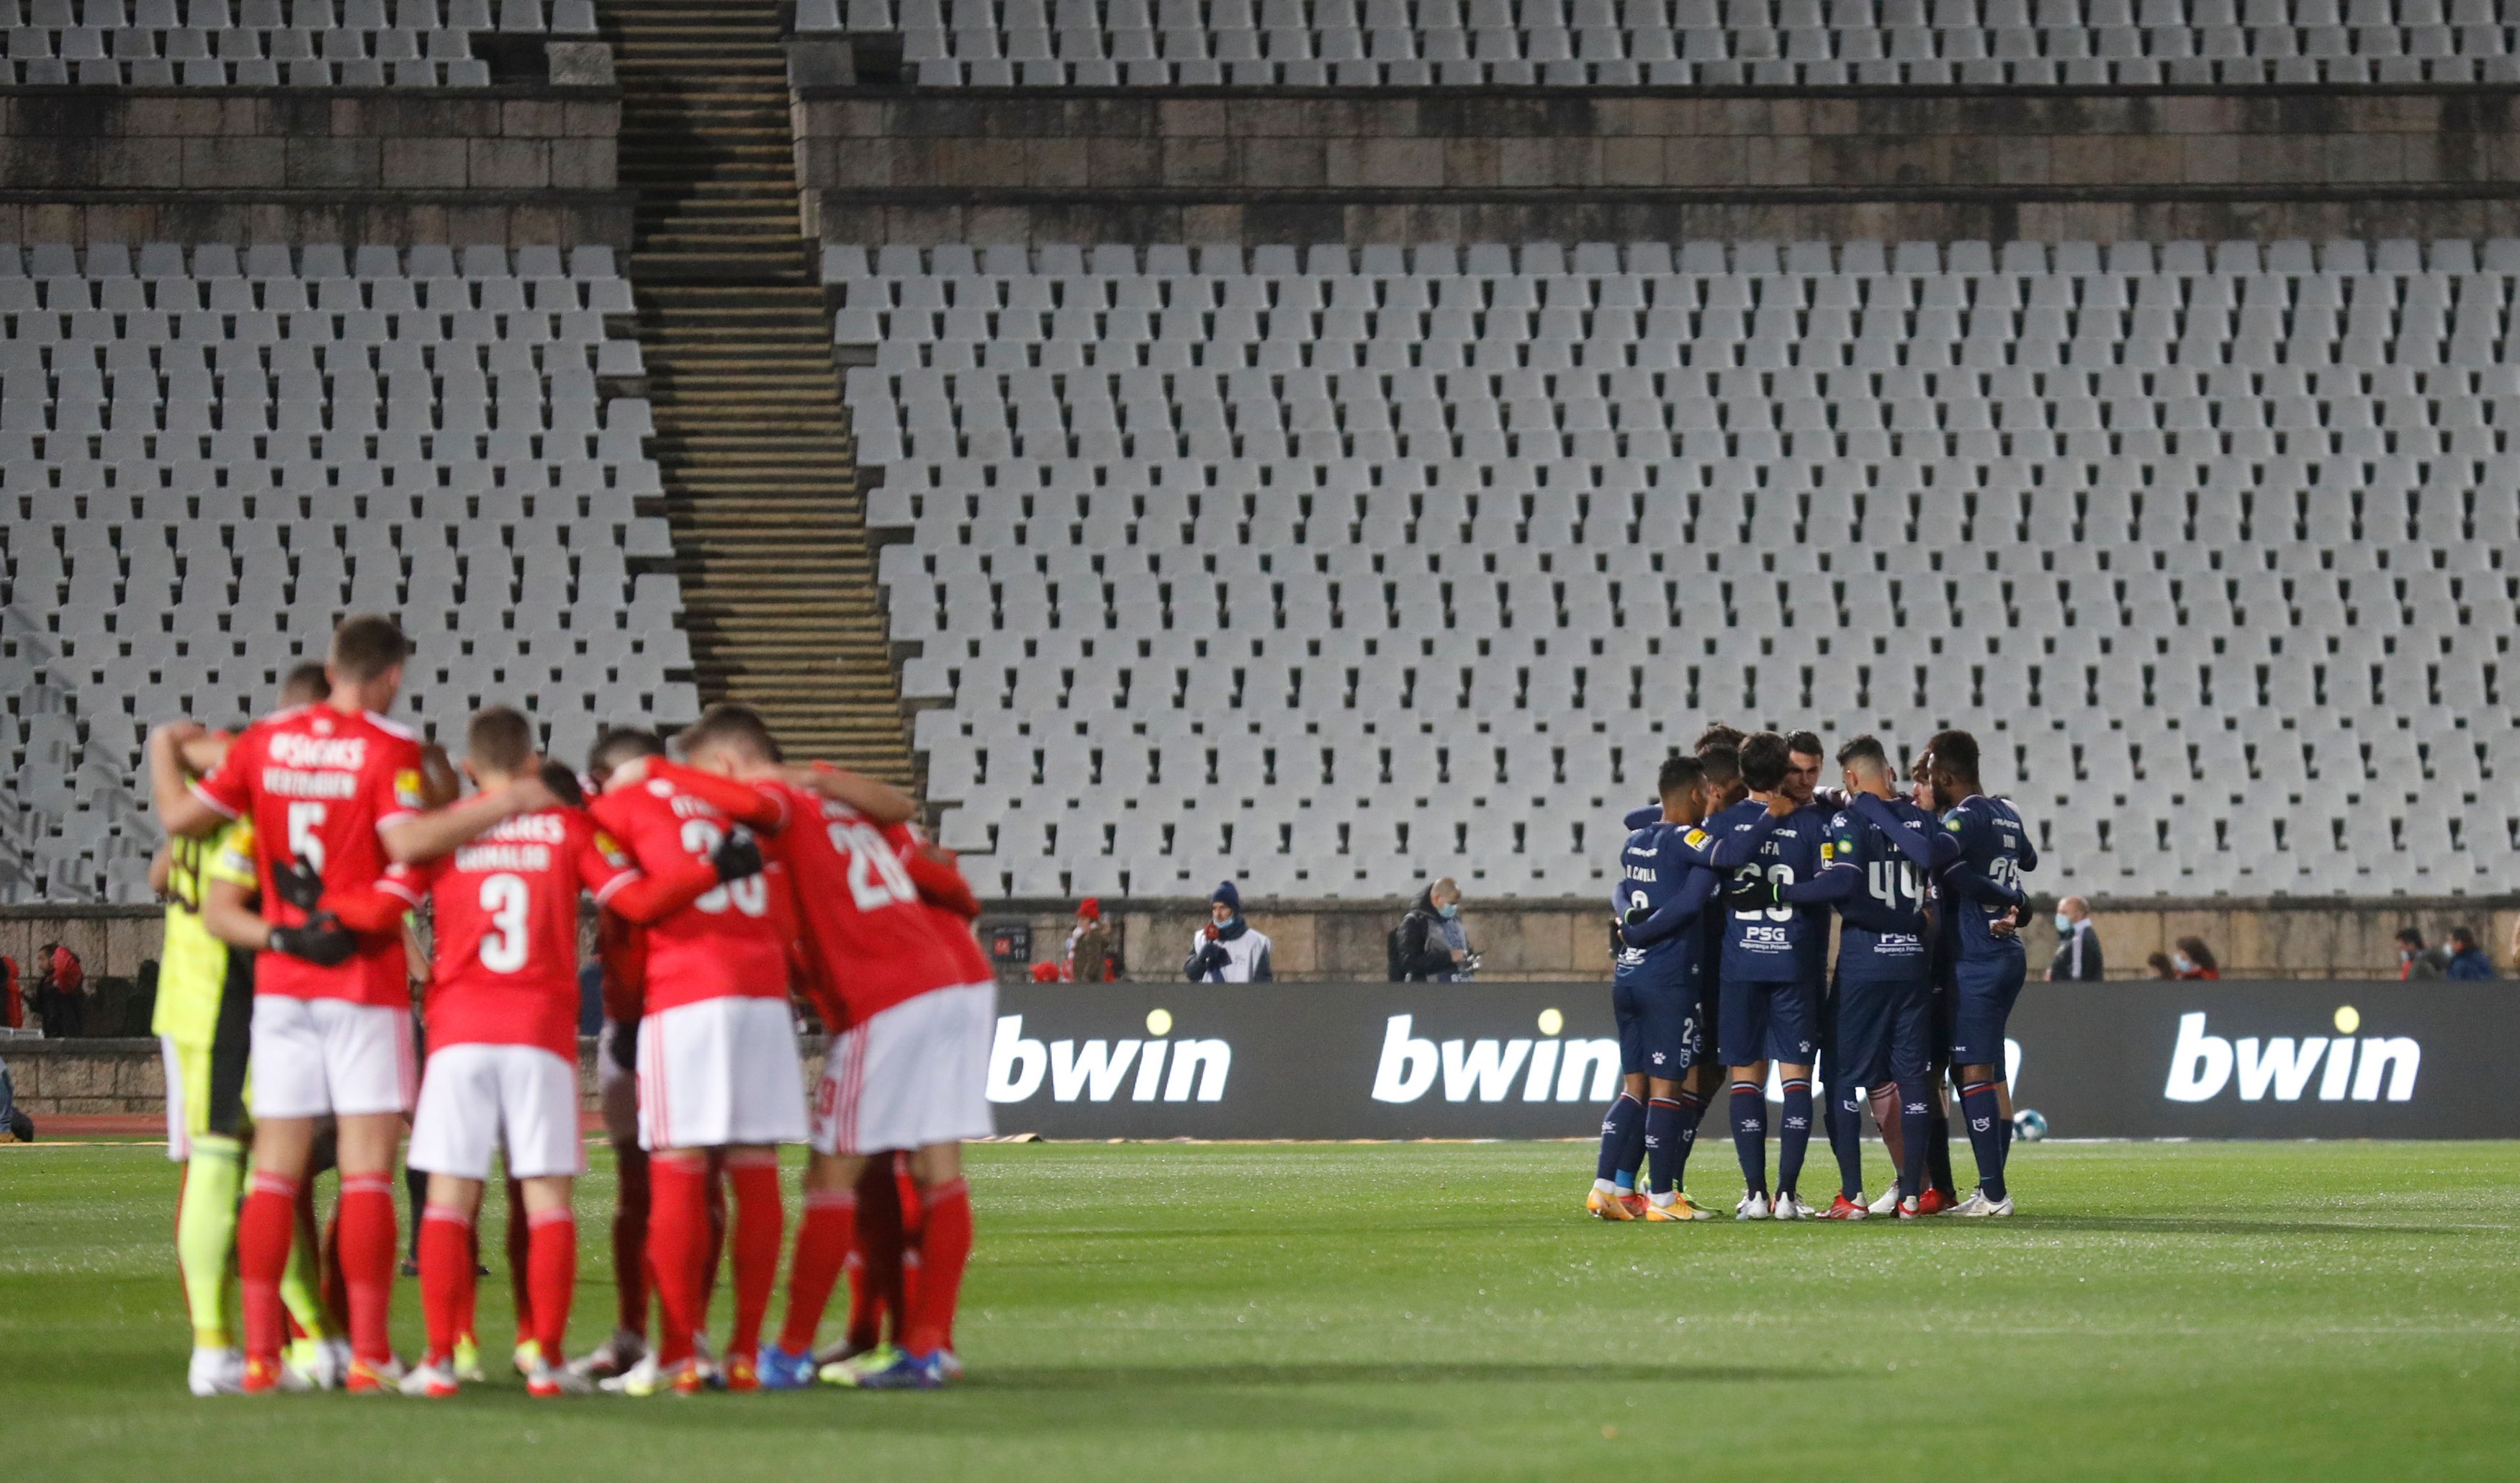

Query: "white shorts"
(408, 1042), (588, 1181)
(636, 996), (808, 1151)
(161, 1035), (189, 1163)
(248, 996), (417, 1120)
(810, 982), (997, 1158)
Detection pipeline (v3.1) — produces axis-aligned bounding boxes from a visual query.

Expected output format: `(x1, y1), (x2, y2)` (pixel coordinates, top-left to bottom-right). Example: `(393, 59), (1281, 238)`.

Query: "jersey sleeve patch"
(393, 768), (426, 810)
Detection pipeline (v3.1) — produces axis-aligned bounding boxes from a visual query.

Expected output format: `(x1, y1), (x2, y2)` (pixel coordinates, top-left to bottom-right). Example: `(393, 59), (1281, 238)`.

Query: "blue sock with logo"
(1729, 1081), (1767, 1196)
(1896, 1077), (1934, 1204)
(1596, 1093), (1642, 1189)
(1672, 1089), (1706, 1191)
(1775, 1078), (1814, 1198)
(1827, 1087), (1866, 1200)
(1959, 1081), (2008, 1202)
(1643, 1098), (1684, 1195)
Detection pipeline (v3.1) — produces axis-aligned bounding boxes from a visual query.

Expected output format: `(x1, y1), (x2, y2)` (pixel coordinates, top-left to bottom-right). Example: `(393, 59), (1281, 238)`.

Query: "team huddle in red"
(148, 613), (994, 1397)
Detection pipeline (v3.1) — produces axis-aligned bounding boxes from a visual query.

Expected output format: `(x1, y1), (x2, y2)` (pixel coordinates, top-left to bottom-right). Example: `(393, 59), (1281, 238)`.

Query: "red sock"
(527, 1207), (576, 1367)
(338, 1174), (399, 1365)
(777, 1187), (857, 1354)
(456, 1220), (480, 1343)
(418, 1204), (474, 1367)
(725, 1152), (784, 1362)
(902, 1178), (970, 1358)
(849, 1158), (904, 1349)
(646, 1153), (708, 1368)
(237, 1171), (300, 1365)
(506, 1180), (534, 1347)
(613, 1145), (650, 1338)
(701, 1160), (728, 1330)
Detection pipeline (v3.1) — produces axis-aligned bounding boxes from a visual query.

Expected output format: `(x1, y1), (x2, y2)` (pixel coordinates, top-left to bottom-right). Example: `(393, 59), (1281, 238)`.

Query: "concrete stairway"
(603, 0), (912, 783)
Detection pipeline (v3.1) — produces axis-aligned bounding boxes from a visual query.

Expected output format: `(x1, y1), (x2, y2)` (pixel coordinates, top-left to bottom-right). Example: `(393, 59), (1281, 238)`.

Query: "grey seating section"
(0, 0), (594, 86)
(834, 236), (2520, 903)
(0, 241), (697, 904)
(798, 0), (2520, 87)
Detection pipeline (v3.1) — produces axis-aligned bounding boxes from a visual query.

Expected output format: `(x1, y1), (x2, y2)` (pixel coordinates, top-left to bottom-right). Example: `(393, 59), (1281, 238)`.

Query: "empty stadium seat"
(0, 242), (697, 903)
(799, 0), (2520, 86)
(0, 0), (593, 85)
(837, 237), (2520, 901)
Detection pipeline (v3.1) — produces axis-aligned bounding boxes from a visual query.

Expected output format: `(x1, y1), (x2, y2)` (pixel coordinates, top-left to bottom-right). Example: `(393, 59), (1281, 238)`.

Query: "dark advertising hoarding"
(981, 981), (2508, 1140)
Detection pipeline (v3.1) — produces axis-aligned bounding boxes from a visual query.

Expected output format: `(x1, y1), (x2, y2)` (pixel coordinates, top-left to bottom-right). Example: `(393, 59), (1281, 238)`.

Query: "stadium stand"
(799, 0), (2520, 88)
(0, 0), (594, 86)
(0, 241), (696, 903)
(839, 237), (2519, 903)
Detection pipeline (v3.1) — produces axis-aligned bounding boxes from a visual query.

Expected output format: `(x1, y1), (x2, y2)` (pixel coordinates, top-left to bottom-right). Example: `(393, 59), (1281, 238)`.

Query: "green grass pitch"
(4, 1139), (2516, 1481)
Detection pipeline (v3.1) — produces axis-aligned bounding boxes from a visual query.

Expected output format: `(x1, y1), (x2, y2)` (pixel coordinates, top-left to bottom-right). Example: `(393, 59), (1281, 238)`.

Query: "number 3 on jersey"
(682, 819), (768, 916)
(478, 873), (529, 973)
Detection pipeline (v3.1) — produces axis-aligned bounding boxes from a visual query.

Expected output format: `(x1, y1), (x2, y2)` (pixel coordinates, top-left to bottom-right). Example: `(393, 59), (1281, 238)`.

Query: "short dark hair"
(1786, 729), (1824, 759)
(278, 662), (330, 707)
(678, 703), (782, 765)
(589, 726), (665, 783)
(1693, 721), (1745, 756)
(2449, 926), (2477, 951)
(328, 613), (413, 682)
(1740, 731), (1791, 792)
(1698, 744), (1740, 790)
(1657, 753), (1704, 798)
(1837, 733), (1889, 770)
(466, 706), (536, 776)
(1927, 728), (1981, 781)
(2395, 927), (2425, 948)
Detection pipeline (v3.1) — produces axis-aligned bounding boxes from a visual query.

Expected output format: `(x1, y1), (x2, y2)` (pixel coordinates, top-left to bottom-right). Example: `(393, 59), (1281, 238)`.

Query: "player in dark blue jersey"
(1922, 729), (2035, 1217)
(1686, 732), (1830, 1220)
(1589, 754), (1724, 1222)
(1748, 736), (1941, 1217)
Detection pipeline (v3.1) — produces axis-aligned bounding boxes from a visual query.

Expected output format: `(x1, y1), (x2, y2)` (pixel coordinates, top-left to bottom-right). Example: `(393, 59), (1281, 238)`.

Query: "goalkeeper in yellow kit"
(150, 664), (343, 1394)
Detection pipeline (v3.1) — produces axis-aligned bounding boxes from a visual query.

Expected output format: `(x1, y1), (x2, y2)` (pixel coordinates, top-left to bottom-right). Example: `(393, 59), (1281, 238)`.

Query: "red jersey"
(589, 772), (792, 1013)
(770, 782), (969, 1029)
(192, 704), (427, 1007)
(899, 832), (991, 984)
(402, 808), (636, 1063)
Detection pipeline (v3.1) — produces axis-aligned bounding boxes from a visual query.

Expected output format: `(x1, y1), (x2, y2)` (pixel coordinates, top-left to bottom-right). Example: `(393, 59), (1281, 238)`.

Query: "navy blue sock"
(1644, 1097), (1684, 1195)
(1620, 1101), (1647, 1187)
(1959, 1080), (2009, 1202)
(1896, 1077), (1934, 1205)
(1672, 1089), (1706, 1190)
(1729, 1081), (1767, 1196)
(1827, 1088), (1866, 1200)
(1776, 1078), (1814, 1197)
(1596, 1093), (1642, 1188)
(1926, 1094), (1958, 1201)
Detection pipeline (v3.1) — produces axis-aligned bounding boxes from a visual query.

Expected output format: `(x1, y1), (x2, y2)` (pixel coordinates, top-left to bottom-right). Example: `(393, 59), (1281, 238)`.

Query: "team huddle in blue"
(1589, 724), (2035, 1222)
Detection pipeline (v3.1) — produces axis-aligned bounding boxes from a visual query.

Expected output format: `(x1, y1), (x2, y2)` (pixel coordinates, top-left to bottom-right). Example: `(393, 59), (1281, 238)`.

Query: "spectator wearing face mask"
(2396, 928), (2449, 981)
(2045, 896), (2104, 981)
(2443, 927), (2496, 981)
(1390, 878), (1475, 982)
(2171, 937), (2220, 981)
(1184, 881), (1273, 983)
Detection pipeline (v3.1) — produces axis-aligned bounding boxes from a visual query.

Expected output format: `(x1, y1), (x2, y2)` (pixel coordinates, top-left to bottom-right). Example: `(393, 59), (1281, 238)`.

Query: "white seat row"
(835, 239), (2520, 901)
(0, 0), (588, 83)
(1, 244), (698, 903)
(804, 0), (2520, 83)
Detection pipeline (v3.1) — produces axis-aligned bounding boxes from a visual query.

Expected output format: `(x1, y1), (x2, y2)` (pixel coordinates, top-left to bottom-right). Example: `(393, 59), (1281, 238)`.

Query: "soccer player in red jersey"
(744, 735), (992, 1391)
(583, 706), (809, 1396)
(149, 616), (557, 1393)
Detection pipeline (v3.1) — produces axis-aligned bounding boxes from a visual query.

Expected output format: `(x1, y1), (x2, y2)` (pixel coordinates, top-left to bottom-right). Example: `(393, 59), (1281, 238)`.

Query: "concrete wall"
(0, 43), (629, 246)
(793, 83), (2520, 245)
(984, 894), (2520, 983)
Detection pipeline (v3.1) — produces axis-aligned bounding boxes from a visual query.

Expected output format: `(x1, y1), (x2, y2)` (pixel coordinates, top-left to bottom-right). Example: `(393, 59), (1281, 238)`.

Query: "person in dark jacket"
(2397, 928), (2449, 981)
(1393, 878), (1473, 981)
(1184, 881), (1272, 983)
(2444, 927), (2496, 981)
(2045, 895), (2104, 982)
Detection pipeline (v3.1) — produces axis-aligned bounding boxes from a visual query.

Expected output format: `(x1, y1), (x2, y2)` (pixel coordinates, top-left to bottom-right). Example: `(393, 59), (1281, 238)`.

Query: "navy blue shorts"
(1832, 973), (1934, 1088)
(1947, 952), (2028, 1067)
(1718, 975), (1819, 1068)
(1614, 974), (1700, 1080)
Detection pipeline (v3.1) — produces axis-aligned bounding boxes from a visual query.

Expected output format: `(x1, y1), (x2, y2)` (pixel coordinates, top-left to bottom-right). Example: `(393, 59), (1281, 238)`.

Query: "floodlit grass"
(3, 1139), (2516, 1480)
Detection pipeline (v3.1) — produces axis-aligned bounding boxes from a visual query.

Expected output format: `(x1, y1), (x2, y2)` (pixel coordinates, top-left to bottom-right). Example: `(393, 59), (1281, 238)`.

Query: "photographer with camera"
(1390, 878), (1478, 982)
